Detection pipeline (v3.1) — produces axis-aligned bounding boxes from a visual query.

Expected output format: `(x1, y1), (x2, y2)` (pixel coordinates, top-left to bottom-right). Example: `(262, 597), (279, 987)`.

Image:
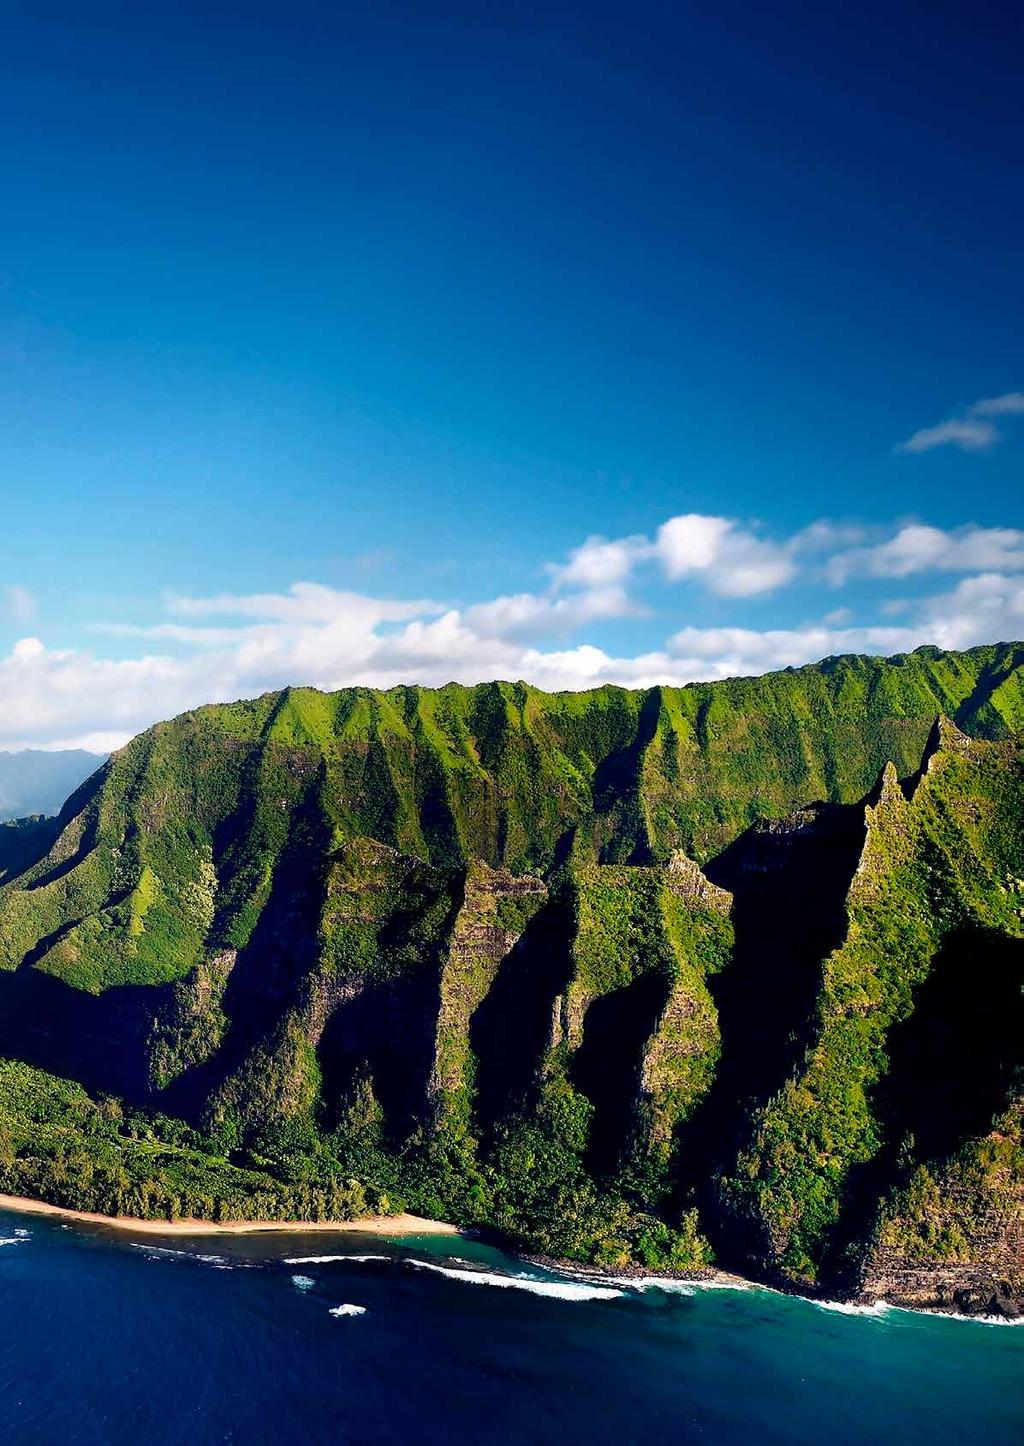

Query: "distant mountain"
(0, 749), (106, 822)
(0, 642), (1021, 1315)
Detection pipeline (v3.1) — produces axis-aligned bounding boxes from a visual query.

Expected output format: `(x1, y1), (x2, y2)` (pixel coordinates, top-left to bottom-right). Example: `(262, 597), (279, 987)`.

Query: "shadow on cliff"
(671, 801), (866, 1257)
(590, 687), (662, 864)
(318, 969), (444, 1143)
(470, 893), (577, 1139)
(569, 969), (671, 1177)
(822, 923), (1024, 1286)
(0, 786), (334, 1112)
(0, 967), (166, 1100)
(157, 761), (334, 1121)
(316, 869), (463, 1143)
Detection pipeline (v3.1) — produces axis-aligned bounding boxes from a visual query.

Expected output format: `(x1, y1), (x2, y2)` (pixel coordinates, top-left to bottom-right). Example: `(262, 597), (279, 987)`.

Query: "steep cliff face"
(0, 643), (1021, 1301)
(710, 719), (1023, 1307)
(858, 1098), (1024, 1317)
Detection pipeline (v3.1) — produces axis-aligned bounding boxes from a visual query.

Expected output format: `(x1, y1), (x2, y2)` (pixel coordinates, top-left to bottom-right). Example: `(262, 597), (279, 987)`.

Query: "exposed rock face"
(429, 864), (548, 1130)
(708, 726), (1023, 1308)
(0, 644), (1021, 1301)
(860, 1237), (1024, 1319)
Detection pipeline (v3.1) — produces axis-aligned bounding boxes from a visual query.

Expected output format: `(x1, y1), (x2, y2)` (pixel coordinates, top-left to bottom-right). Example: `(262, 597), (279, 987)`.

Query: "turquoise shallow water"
(1, 1208), (1021, 1445)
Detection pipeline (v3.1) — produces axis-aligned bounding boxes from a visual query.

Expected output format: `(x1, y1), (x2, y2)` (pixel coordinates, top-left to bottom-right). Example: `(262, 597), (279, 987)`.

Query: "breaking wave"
(612, 1278), (696, 1295)
(809, 1298), (893, 1318)
(408, 1260), (624, 1301)
(329, 1303), (366, 1318)
(129, 1244), (249, 1270)
(285, 1253), (388, 1265)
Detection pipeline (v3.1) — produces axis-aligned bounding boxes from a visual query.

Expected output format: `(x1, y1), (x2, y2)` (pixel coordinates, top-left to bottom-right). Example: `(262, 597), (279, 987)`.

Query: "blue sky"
(0, 1), (1021, 747)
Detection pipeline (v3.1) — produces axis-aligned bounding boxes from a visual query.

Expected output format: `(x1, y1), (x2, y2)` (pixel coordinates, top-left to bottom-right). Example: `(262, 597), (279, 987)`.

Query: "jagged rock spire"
(922, 712), (972, 770)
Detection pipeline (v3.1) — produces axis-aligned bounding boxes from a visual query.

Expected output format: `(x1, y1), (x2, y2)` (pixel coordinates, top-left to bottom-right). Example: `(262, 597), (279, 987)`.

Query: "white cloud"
(654, 514), (797, 596)
(665, 622), (919, 678)
(895, 418), (999, 454)
(665, 572), (1024, 680)
(827, 524), (1024, 584)
(969, 392), (1024, 418)
(549, 534), (650, 590)
(550, 513), (800, 599)
(548, 513), (810, 600)
(790, 520), (867, 553)
(464, 585), (642, 640)
(895, 389), (1024, 453)
(654, 515), (732, 576)
(1, 512), (1021, 750)
(165, 581), (440, 627)
(915, 571), (1024, 651)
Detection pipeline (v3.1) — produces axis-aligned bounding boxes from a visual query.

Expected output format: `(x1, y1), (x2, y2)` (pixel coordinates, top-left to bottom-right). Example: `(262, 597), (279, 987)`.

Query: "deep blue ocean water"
(1, 1208), (1022, 1446)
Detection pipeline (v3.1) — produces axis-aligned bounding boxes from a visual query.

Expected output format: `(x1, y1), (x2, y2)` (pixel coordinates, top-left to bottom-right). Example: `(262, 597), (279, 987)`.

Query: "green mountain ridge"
(0, 641), (1021, 1314)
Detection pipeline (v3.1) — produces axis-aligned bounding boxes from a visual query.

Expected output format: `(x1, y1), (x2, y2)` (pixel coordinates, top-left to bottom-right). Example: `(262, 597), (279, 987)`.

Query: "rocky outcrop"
(429, 864), (548, 1130)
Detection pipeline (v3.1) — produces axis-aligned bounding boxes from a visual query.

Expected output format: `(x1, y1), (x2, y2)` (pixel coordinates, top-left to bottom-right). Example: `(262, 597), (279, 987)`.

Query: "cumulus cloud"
(895, 390), (1024, 453)
(827, 523), (1024, 584)
(665, 623), (917, 678)
(464, 586), (642, 640)
(550, 513), (807, 600)
(549, 534), (650, 590)
(1, 512), (1021, 750)
(653, 514), (797, 596)
(665, 572), (1024, 680)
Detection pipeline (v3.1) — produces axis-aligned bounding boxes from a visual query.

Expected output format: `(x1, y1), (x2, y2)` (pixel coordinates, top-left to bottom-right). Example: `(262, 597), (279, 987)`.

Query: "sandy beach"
(0, 1192), (460, 1238)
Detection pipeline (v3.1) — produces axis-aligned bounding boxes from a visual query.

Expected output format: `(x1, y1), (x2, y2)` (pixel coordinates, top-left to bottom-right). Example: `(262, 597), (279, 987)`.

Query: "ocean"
(1, 1208), (1021, 1445)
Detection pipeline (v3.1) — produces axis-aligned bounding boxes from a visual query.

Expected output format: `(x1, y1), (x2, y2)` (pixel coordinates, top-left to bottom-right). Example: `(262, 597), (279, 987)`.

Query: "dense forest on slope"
(0, 642), (1021, 1312)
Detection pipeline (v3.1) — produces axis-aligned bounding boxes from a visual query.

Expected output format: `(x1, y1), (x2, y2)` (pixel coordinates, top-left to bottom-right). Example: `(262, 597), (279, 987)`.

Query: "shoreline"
(2, 1191), (1019, 1322)
(0, 1192), (461, 1238)
(523, 1251), (1024, 1324)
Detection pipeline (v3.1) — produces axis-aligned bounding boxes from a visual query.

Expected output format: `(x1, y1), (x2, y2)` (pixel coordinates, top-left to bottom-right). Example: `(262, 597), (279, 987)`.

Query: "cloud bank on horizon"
(2, 511), (1022, 751)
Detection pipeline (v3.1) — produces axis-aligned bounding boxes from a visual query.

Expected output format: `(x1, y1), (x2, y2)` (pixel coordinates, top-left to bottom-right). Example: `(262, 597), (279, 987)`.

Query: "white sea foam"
(877, 1302), (1024, 1328)
(131, 1244), (193, 1259)
(14, 1228), (30, 1238)
(329, 1303), (366, 1318)
(809, 1297), (893, 1318)
(291, 1274), (315, 1290)
(284, 1253), (388, 1265)
(0, 1236), (24, 1246)
(921, 1310), (1024, 1328)
(130, 1244), (248, 1270)
(605, 1275), (753, 1294)
(612, 1278), (696, 1295)
(805, 1296), (1023, 1326)
(408, 1260), (624, 1301)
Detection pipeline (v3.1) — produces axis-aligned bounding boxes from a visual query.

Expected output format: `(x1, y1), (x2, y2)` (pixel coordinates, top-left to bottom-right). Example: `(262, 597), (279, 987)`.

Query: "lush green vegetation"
(0, 643), (1020, 1294)
(0, 1057), (382, 1224)
(716, 725), (1024, 1287)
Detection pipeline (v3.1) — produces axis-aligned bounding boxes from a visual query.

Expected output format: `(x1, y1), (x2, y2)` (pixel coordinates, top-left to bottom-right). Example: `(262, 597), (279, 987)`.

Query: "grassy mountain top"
(1, 641), (1018, 996)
